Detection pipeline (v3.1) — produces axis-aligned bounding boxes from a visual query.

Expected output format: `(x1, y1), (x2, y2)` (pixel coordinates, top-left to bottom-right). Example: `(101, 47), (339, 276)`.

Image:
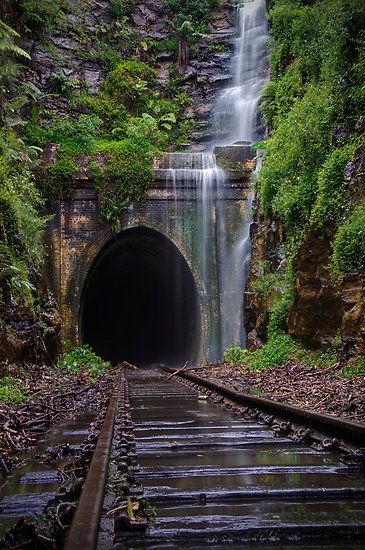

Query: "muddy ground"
(196, 363), (365, 424)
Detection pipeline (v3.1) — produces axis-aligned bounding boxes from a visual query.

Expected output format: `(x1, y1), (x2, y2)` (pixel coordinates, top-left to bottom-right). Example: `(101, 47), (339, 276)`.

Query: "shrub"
(164, 0), (220, 31)
(332, 206), (365, 277)
(97, 139), (153, 225)
(0, 376), (28, 404)
(104, 61), (157, 114)
(223, 345), (248, 366)
(246, 334), (296, 370)
(57, 344), (111, 381)
(15, 0), (70, 35)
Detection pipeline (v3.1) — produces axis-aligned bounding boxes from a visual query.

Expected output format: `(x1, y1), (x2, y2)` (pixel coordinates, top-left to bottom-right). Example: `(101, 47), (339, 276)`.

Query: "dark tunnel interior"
(80, 227), (201, 367)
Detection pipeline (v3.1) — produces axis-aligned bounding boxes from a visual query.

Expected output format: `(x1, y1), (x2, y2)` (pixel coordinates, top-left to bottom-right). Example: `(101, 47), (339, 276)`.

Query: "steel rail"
(162, 367), (365, 446)
(64, 371), (122, 550)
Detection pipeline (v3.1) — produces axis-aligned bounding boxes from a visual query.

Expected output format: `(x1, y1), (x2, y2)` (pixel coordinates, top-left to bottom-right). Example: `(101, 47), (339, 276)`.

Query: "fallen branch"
(167, 361), (189, 380)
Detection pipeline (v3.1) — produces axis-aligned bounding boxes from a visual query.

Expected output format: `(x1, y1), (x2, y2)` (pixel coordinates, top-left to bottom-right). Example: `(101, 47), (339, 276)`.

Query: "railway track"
(1, 367), (365, 549)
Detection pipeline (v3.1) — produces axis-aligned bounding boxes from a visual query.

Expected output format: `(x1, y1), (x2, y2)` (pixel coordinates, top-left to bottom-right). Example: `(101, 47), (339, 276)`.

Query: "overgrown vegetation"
(25, 56), (191, 223)
(0, 19), (45, 312)
(250, 0), (365, 357)
(165, 0), (220, 33)
(223, 338), (338, 372)
(57, 344), (111, 382)
(260, 0), (365, 252)
(9, 0), (71, 36)
(0, 375), (28, 404)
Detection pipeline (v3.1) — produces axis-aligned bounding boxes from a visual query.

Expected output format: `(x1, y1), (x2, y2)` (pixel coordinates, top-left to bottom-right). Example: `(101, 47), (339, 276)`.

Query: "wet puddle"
(0, 412), (94, 536)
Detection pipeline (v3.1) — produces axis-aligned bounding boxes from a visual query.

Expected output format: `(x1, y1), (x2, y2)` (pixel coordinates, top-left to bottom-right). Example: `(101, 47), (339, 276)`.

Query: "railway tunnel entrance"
(80, 227), (202, 367)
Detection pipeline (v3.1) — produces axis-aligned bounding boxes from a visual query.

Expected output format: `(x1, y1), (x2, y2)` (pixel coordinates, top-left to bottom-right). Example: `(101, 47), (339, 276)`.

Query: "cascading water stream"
(162, 0), (268, 362)
(215, 0), (269, 144)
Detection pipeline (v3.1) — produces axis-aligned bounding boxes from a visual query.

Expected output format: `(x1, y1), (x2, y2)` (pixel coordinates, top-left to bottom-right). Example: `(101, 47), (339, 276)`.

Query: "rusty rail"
(162, 368), (365, 446)
(64, 371), (123, 550)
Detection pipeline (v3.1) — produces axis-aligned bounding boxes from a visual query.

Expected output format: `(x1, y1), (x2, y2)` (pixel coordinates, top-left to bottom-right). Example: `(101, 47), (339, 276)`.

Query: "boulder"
(214, 144), (255, 181)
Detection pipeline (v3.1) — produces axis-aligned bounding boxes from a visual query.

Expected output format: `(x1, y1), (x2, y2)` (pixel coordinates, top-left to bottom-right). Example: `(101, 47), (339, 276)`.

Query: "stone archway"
(79, 226), (203, 367)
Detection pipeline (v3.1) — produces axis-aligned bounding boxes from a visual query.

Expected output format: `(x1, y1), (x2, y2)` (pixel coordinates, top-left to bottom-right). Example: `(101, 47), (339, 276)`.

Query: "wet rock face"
(287, 228), (344, 347)
(244, 215), (284, 343)
(214, 144), (255, 181)
(246, 144), (365, 355)
(24, 0), (234, 146)
(287, 231), (365, 353)
(341, 274), (365, 354)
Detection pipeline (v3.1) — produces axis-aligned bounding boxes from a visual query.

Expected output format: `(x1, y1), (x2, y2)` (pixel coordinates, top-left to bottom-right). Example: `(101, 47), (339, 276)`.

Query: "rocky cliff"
(246, 146), (365, 358)
(22, 0), (235, 147)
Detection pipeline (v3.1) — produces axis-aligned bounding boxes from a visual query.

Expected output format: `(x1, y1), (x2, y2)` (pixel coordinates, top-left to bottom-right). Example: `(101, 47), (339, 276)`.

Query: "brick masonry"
(45, 175), (250, 364)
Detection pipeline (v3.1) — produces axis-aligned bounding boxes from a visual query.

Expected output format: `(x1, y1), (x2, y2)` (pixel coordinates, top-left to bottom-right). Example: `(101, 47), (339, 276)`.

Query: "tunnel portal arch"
(79, 226), (203, 368)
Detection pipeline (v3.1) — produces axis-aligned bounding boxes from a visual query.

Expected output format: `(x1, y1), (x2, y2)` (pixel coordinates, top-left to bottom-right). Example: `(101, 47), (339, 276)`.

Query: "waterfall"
(217, 0), (268, 352)
(162, 153), (226, 360)
(162, 0), (268, 363)
(215, 0), (268, 145)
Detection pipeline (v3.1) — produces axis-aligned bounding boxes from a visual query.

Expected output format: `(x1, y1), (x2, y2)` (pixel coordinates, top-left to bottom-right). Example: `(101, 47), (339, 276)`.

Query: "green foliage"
(293, 347), (338, 370)
(332, 206), (365, 277)
(0, 128), (45, 310)
(0, 376), (28, 404)
(207, 43), (227, 54)
(52, 73), (77, 98)
(267, 292), (292, 337)
(97, 139), (153, 226)
(57, 344), (111, 382)
(247, 334), (296, 370)
(109, 0), (137, 19)
(260, 83), (335, 231)
(250, 271), (283, 300)
(223, 345), (248, 366)
(311, 140), (362, 227)
(12, 0), (70, 35)
(342, 356), (365, 377)
(258, 0), (365, 339)
(0, 19), (30, 60)
(104, 60), (157, 114)
(148, 38), (179, 53)
(261, 0), (365, 226)
(223, 335), (295, 370)
(165, 0), (220, 32)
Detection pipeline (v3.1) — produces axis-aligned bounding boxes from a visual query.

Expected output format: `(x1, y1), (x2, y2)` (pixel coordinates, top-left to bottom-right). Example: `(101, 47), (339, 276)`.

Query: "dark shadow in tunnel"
(80, 227), (201, 368)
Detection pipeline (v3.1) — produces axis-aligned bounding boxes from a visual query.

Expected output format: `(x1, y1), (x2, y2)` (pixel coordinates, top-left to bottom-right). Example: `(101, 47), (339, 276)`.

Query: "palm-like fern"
(0, 19), (30, 59)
